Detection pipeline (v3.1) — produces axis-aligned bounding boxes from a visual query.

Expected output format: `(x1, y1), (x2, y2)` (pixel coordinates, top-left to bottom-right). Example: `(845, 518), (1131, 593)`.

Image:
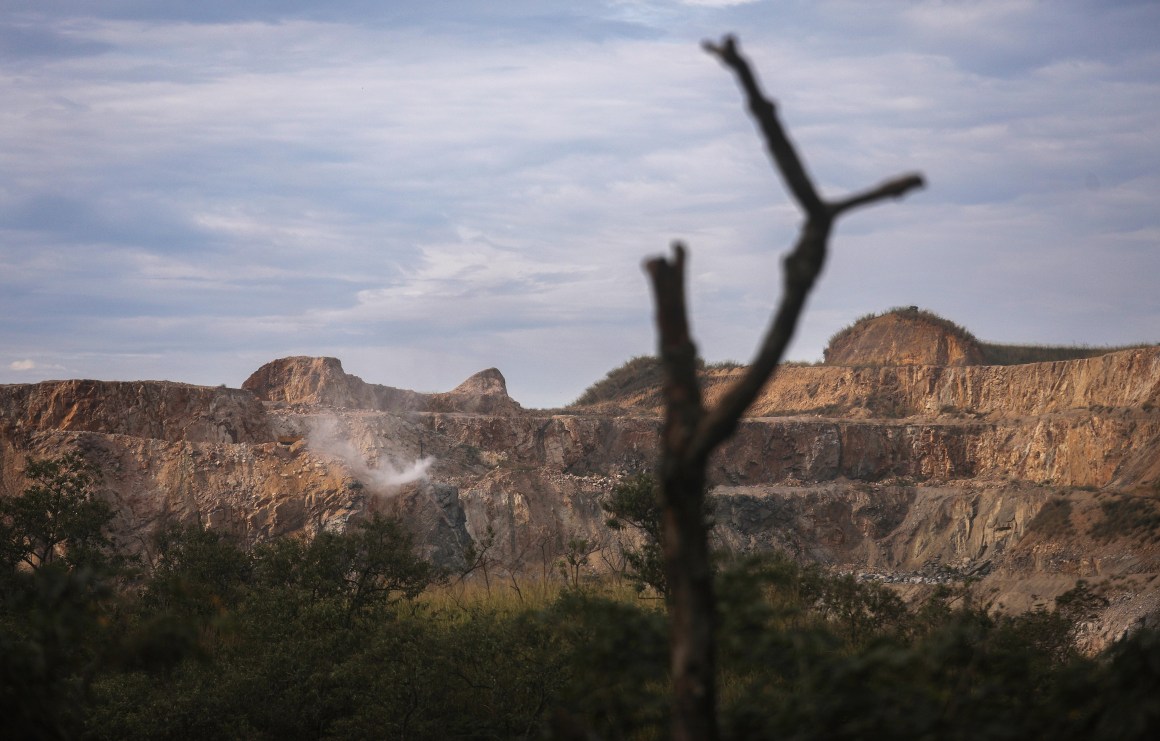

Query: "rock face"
(0, 380), (272, 444)
(3, 338), (1160, 650)
(431, 368), (522, 415)
(242, 356), (429, 412)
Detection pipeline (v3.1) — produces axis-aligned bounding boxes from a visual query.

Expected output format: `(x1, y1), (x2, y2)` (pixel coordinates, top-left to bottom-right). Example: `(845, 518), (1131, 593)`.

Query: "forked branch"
(646, 35), (925, 741)
(688, 35), (925, 462)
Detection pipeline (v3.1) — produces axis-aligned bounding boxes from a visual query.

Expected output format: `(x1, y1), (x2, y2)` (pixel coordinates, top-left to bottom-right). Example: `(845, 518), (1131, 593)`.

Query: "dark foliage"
(0, 452), (115, 573)
(602, 473), (669, 597)
(571, 355), (665, 407)
(1, 453), (120, 740)
(5, 456), (1160, 739)
(602, 472), (716, 599)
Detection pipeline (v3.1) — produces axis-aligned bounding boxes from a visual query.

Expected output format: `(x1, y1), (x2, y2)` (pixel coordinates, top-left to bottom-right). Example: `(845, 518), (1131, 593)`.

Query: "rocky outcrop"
(824, 308), (986, 367)
(242, 356), (428, 412)
(243, 357), (523, 416)
(430, 368), (523, 415)
(606, 347), (1160, 421)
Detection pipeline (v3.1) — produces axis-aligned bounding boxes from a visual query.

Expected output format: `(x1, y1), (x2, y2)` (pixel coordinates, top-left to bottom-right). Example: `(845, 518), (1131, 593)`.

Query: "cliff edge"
(243, 357), (522, 416)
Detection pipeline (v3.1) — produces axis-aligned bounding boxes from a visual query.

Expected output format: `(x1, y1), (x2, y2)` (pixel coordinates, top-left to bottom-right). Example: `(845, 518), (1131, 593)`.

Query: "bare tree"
(646, 36), (925, 741)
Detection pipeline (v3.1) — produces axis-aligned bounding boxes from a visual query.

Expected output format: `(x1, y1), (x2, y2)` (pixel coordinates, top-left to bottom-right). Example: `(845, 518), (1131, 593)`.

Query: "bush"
(602, 473), (667, 597)
(1, 452), (115, 573)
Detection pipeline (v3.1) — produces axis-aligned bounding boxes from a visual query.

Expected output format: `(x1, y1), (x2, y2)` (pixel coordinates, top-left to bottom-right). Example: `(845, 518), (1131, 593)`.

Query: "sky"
(2, 0), (1158, 408)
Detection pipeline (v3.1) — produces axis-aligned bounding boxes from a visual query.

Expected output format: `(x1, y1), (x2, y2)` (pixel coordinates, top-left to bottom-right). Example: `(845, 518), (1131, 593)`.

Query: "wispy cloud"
(1, 1), (1157, 407)
(8, 359), (64, 372)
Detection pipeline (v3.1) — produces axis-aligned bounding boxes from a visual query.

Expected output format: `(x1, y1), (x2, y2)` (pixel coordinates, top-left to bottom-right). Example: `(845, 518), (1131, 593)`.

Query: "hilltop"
(824, 306), (1153, 367)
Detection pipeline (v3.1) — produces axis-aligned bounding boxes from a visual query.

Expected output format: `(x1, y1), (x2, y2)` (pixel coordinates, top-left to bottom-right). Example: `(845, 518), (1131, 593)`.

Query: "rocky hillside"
(2, 317), (1159, 649)
(824, 307), (986, 366)
(823, 306), (1152, 368)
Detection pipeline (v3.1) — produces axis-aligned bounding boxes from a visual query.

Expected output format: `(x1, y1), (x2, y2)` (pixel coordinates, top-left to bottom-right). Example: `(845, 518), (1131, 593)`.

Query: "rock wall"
(613, 347), (1160, 421)
(242, 356), (430, 412)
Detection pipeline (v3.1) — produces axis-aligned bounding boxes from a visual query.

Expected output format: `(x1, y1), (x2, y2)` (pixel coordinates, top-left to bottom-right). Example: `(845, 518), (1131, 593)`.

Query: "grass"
(421, 577), (562, 615)
(570, 355), (664, 407)
(978, 341), (1156, 366)
(570, 355), (749, 407)
(420, 573), (657, 617)
(704, 359), (745, 370)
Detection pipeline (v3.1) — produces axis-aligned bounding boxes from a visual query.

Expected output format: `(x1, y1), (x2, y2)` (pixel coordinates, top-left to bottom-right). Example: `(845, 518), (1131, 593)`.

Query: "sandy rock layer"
(2, 349), (1159, 649)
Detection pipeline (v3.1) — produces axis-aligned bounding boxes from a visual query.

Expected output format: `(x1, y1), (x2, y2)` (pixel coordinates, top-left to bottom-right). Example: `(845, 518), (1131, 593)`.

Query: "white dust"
(305, 415), (434, 493)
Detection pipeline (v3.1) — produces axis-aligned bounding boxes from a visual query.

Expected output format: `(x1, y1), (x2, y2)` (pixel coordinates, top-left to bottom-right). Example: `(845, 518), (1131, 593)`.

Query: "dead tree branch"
(645, 35), (924, 741)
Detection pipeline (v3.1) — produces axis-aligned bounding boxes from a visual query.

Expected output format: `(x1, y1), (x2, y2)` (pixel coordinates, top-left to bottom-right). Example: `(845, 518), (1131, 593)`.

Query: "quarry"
(3, 309), (1159, 651)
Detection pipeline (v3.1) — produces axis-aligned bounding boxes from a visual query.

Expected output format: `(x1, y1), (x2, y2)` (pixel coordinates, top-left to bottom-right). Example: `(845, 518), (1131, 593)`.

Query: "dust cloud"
(305, 415), (433, 493)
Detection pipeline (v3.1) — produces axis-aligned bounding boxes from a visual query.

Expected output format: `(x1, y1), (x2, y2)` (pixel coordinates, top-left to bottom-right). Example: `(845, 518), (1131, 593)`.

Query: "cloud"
(679, 0), (760, 6)
(1, 1), (1157, 405)
(8, 359), (64, 372)
(0, 20), (113, 63)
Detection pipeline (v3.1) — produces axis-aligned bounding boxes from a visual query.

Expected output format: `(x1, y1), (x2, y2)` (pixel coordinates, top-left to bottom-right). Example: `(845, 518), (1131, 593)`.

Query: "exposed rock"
(242, 356), (427, 412)
(430, 368), (523, 415)
(607, 347), (1160, 421)
(0, 379), (272, 444)
(2, 332), (1159, 651)
(243, 357), (523, 416)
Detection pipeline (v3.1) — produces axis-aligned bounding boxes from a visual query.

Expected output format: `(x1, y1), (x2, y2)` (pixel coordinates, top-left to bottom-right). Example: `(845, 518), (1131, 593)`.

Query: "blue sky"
(2, 0), (1158, 407)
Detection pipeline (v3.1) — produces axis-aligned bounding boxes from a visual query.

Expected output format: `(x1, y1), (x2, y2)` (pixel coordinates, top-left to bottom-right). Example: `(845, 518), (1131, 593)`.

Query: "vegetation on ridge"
(977, 340), (1156, 366)
(570, 356), (746, 408)
(825, 306), (982, 355)
(571, 355), (665, 407)
(825, 306), (1155, 366)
